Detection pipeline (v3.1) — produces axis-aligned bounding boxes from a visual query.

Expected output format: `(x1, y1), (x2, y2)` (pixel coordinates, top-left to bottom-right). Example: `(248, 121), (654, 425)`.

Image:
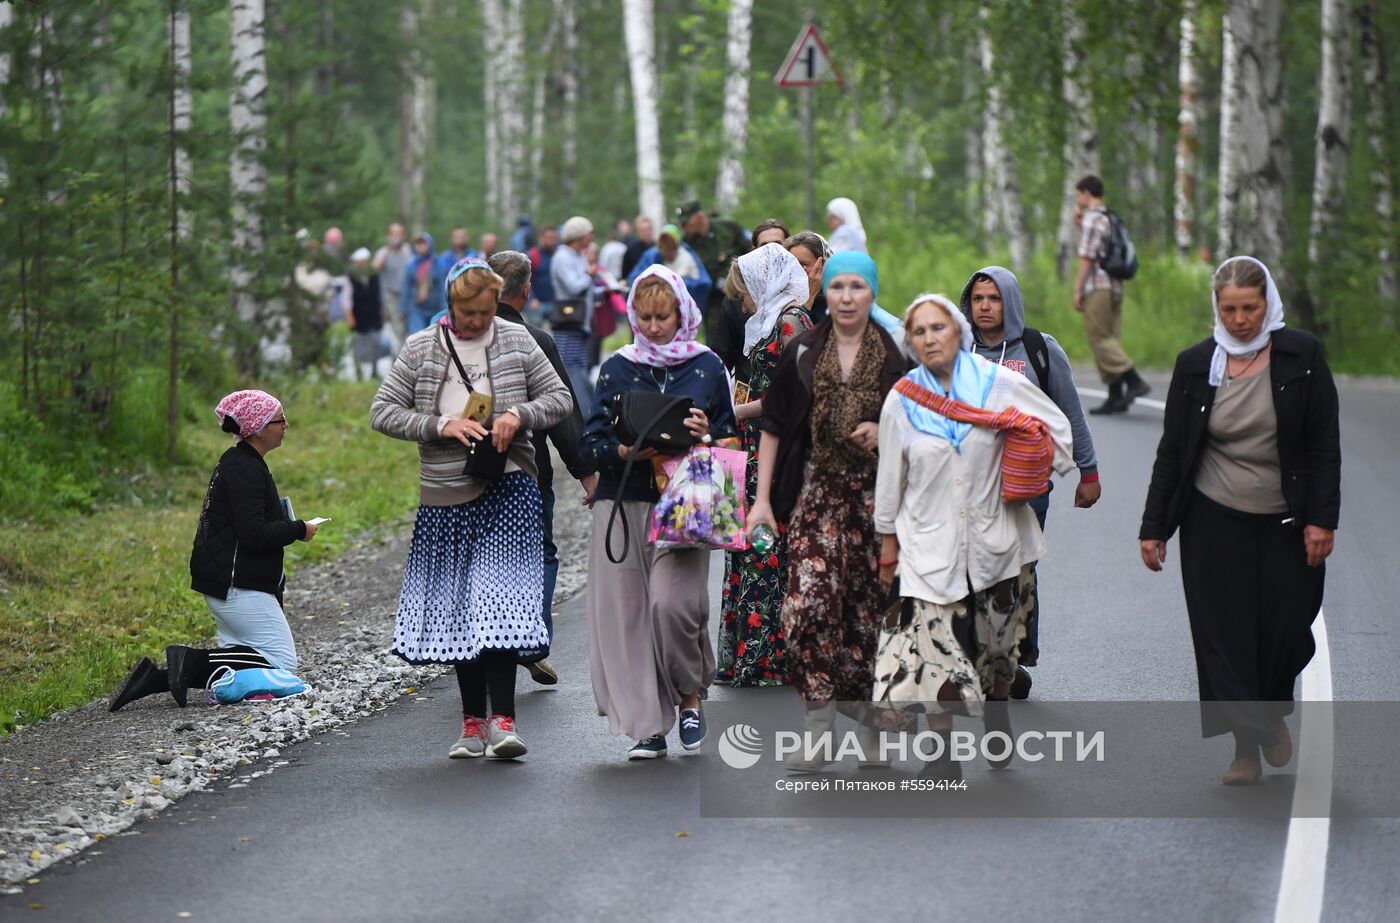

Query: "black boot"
(1122, 367), (1151, 405)
(1010, 665), (1033, 700)
(1089, 380), (1128, 415)
(165, 645), (204, 708)
(109, 657), (169, 712)
(984, 699), (1014, 769)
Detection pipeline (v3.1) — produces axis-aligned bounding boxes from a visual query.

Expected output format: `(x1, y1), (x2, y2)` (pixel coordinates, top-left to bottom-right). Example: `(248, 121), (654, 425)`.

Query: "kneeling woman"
(111, 390), (318, 711)
(873, 296), (1072, 772)
(372, 259), (571, 760)
(582, 265), (738, 760)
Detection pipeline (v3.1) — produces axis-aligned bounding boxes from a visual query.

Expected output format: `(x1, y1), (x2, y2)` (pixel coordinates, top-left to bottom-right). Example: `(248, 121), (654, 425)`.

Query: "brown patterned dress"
(781, 322), (887, 703)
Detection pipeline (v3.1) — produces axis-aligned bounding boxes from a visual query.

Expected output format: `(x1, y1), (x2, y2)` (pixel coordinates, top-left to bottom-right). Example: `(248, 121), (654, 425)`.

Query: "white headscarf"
(1209, 255), (1286, 387)
(738, 243), (810, 356)
(616, 264), (715, 368)
(826, 197), (863, 230)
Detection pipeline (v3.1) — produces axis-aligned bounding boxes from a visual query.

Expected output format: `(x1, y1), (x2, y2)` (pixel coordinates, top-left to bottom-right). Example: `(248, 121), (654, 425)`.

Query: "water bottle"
(750, 523), (776, 555)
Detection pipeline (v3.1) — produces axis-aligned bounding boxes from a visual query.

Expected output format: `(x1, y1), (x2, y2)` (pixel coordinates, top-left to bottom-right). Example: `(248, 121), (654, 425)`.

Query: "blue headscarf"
(444, 257), (492, 300)
(821, 250), (903, 338)
(897, 294), (997, 449)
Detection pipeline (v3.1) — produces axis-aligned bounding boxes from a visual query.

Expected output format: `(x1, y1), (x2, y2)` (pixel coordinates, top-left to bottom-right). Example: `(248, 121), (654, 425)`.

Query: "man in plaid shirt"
(1073, 175), (1150, 414)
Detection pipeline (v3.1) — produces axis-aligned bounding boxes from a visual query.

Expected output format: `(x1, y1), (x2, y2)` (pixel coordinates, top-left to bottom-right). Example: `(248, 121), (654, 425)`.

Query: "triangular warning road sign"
(775, 24), (842, 87)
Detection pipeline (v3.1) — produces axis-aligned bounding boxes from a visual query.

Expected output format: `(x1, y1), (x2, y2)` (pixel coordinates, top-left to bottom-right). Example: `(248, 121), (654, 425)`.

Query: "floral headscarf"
(616, 264), (716, 367)
(215, 389), (283, 440)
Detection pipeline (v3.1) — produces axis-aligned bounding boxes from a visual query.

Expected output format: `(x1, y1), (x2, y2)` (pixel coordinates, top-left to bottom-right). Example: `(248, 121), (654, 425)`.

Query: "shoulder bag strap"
(604, 394), (693, 565)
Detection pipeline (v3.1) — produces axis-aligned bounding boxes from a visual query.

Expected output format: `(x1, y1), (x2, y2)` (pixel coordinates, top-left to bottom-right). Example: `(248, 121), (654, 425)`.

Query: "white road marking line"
(1077, 382), (1335, 923)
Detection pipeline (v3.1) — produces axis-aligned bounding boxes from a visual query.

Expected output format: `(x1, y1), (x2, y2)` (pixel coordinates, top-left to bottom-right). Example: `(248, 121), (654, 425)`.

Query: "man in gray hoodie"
(959, 266), (1102, 697)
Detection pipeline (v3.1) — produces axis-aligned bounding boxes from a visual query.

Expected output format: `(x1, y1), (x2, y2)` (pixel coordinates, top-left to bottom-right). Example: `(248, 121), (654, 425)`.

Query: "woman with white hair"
(873, 294), (1073, 774)
(1139, 256), (1339, 786)
(551, 215), (598, 414)
(825, 197), (868, 254)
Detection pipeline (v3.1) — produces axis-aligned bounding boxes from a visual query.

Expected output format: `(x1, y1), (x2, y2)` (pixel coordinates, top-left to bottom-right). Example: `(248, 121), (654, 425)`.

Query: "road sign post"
(775, 23), (842, 230)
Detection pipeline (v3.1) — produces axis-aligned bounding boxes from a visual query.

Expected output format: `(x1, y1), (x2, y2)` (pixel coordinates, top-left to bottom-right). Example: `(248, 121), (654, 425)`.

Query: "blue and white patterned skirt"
(393, 471), (546, 664)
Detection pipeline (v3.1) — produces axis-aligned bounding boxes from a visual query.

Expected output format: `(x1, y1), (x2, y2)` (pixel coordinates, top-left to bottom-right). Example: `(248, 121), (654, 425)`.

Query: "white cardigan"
(875, 366), (1075, 606)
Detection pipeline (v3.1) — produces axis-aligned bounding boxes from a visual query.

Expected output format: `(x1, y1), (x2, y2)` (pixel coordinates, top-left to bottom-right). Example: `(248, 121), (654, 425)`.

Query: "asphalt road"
(5, 369), (1398, 923)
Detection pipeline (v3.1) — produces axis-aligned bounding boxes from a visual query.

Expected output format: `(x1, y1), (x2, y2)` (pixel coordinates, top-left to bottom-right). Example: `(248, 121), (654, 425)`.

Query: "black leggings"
(184, 646), (274, 687)
(455, 650), (517, 719)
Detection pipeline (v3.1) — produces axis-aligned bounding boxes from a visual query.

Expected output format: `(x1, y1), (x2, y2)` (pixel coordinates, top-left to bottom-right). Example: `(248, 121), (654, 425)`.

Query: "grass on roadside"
(0, 379), (420, 735)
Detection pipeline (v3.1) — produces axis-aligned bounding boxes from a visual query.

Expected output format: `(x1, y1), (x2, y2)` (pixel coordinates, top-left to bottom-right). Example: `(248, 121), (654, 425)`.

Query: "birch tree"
(498, 0), (525, 224)
(623, 0), (664, 227)
(978, 11), (1031, 271)
(397, 1), (435, 232)
(714, 0), (753, 214)
(1174, 0), (1200, 259)
(1358, 0), (1398, 309)
(0, 3), (12, 186)
(481, 0), (500, 225)
(1229, 0), (1293, 316)
(1305, 0), (1352, 316)
(229, 0), (269, 339)
(168, 0), (193, 462)
(1217, 11), (1240, 257)
(558, 0), (578, 200)
(1055, 1), (1099, 278)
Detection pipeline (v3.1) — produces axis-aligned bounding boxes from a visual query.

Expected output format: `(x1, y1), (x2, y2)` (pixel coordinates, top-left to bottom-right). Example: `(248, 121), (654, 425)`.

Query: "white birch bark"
(528, 66), (546, 218)
(1229, 0), (1290, 277)
(172, 1), (193, 240)
(1358, 0), (1398, 307)
(978, 12), (1031, 271)
(1055, 1), (1100, 278)
(397, 1), (435, 232)
(623, 0), (665, 227)
(1174, 0), (1200, 259)
(0, 3), (12, 186)
(1306, 0), (1352, 299)
(1217, 11), (1240, 257)
(229, 0), (269, 329)
(714, 0), (753, 214)
(481, 0), (501, 225)
(559, 0), (578, 198)
(495, 0), (525, 227)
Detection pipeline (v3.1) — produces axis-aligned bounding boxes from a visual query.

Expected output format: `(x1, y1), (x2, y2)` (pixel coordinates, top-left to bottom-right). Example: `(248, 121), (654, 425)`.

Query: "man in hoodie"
(960, 266), (1102, 698)
(400, 232), (439, 334)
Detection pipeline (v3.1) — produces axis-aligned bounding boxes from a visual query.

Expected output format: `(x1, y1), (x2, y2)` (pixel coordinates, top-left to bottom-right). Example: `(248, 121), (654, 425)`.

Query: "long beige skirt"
(587, 501), (714, 740)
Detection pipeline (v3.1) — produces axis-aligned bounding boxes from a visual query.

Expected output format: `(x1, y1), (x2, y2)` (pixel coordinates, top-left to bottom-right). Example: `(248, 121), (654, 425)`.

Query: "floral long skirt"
(780, 465), (881, 703)
(716, 442), (789, 686)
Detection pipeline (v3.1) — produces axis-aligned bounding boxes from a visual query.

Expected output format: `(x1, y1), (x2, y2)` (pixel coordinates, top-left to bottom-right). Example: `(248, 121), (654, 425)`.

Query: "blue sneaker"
(679, 707), (707, 751)
(627, 735), (667, 761)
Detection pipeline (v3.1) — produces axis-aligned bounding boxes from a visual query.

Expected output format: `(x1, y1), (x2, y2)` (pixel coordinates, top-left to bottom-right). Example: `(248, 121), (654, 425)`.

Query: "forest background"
(1, 0), (1397, 730)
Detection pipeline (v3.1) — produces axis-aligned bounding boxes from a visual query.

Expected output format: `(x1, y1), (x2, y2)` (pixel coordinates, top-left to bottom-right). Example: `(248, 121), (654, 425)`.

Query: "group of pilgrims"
(110, 196), (1340, 789)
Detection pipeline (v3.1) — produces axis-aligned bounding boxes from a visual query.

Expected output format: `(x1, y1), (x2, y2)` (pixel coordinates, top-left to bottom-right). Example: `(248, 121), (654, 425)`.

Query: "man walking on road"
(677, 199), (751, 339)
(373, 222), (411, 341)
(1073, 175), (1150, 414)
(488, 250), (598, 687)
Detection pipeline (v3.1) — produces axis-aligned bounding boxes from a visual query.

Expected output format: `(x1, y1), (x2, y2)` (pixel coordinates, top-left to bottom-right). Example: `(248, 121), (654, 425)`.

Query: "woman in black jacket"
(110, 390), (317, 711)
(1139, 257), (1339, 785)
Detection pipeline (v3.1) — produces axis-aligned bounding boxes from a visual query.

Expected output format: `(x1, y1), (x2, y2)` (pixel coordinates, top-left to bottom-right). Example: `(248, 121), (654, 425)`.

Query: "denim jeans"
(518, 485), (557, 664)
(1023, 484), (1052, 664)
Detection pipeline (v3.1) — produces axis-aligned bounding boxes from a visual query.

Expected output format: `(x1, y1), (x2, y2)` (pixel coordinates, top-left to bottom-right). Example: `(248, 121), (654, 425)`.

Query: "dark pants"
(455, 651), (517, 718)
(518, 485), (557, 664)
(1179, 490), (1324, 741)
(1021, 483), (1052, 664)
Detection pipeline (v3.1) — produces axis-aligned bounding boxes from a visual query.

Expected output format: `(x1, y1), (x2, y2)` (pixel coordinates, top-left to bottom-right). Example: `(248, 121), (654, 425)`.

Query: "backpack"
(1097, 208), (1139, 281)
(1021, 326), (1052, 394)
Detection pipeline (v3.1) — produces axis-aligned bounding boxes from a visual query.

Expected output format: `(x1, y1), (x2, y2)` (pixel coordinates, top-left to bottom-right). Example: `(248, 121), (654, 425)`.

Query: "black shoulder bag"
(441, 327), (509, 482)
(603, 392), (694, 565)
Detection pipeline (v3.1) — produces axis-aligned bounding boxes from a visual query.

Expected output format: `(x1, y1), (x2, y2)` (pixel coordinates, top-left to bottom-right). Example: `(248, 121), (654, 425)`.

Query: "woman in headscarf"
(715, 244), (814, 687)
(371, 258), (572, 761)
(825, 197), (868, 254)
(873, 295), (1073, 777)
(111, 390), (318, 712)
(581, 265), (739, 761)
(1140, 256), (1339, 786)
(783, 230), (830, 326)
(746, 250), (908, 770)
(626, 223), (713, 309)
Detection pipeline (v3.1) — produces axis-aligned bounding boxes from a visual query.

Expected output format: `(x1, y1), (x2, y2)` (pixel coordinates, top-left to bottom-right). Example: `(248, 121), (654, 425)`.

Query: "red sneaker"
(449, 715), (488, 759)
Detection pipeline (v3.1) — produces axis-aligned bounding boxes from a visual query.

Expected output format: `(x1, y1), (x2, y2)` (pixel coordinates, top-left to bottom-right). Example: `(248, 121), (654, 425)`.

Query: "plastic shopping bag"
(647, 445), (750, 551)
(209, 667), (308, 704)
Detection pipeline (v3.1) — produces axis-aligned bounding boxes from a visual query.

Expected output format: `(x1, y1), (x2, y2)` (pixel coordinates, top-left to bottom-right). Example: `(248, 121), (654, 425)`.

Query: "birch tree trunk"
(1217, 11), (1240, 257)
(1229, 0), (1295, 318)
(495, 0), (525, 226)
(1174, 0), (1200, 259)
(481, 0), (500, 225)
(1358, 0), (1398, 310)
(623, 0), (665, 227)
(0, 3), (12, 186)
(559, 0), (579, 200)
(1055, 0), (1099, 278)
(978, 13), (1031, 271)
(397, 1), (435, 232)
(171, 1), (193, 241)
(529, 65), (546, 218)
(229, 0), (270, 341)
(714, 0), (752, 214)
(1306, 0), (1353, 313)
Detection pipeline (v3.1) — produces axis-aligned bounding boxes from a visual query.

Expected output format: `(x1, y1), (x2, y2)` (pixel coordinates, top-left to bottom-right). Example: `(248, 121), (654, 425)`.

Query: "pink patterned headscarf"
(615, 264), (714, 368)
(215, 389), (283, 440)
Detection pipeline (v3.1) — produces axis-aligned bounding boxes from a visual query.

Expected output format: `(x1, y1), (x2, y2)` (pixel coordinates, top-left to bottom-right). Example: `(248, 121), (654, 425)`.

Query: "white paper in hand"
(307, 517), (332, 526)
